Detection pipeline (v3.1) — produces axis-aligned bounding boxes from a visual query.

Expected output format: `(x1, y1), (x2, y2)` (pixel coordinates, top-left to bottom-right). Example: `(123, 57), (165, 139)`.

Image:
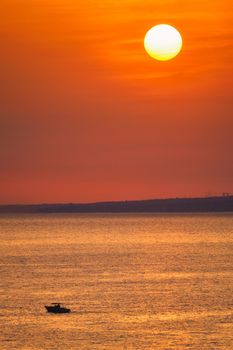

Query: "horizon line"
(1, 193), (232, 207)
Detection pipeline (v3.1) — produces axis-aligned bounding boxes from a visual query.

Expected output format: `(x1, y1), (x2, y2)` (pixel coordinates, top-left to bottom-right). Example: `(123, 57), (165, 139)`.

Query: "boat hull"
(45, 306), (70, 314)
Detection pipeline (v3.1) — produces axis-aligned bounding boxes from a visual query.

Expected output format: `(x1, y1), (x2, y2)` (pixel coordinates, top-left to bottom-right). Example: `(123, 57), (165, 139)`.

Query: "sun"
(144, 24), (182, 61)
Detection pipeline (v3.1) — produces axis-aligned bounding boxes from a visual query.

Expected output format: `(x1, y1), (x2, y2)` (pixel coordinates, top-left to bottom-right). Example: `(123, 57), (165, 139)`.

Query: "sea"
(0, 213), (233, 349)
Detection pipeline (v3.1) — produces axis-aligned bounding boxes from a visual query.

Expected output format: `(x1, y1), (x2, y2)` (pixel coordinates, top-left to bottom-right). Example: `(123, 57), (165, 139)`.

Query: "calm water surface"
(0, 213), (233, 349)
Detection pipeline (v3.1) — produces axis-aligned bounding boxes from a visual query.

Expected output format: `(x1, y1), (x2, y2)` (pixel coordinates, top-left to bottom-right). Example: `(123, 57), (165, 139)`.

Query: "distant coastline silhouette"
(1, 195), (233, 213)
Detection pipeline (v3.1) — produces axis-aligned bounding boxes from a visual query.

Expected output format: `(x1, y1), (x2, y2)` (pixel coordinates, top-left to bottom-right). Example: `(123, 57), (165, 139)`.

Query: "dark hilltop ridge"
(0, 195), (233, 213)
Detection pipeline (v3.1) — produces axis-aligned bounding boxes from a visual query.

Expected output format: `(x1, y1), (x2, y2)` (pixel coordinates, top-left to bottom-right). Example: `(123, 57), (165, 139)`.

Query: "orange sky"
(0, 0), (233, 203)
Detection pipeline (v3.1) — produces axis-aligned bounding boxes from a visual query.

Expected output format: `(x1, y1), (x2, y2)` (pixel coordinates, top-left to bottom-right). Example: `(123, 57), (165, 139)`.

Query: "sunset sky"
(1, 0), (233, 204)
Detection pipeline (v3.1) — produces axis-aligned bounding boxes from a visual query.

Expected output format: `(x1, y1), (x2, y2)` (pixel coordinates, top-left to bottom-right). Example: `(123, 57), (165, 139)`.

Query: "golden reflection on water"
(0, 213), (233, 349)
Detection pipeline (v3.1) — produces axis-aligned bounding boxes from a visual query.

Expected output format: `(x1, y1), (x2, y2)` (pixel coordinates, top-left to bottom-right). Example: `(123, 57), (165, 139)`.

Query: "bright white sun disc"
(144, 24), (182, 61)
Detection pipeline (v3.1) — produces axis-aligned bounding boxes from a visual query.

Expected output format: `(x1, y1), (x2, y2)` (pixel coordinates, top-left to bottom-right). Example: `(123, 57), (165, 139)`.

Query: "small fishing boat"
(45, 303), (71, 314)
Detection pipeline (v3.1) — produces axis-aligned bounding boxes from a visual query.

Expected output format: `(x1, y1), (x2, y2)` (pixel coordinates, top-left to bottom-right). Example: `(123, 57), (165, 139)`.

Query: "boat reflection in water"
(45, 303), (71, 314)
